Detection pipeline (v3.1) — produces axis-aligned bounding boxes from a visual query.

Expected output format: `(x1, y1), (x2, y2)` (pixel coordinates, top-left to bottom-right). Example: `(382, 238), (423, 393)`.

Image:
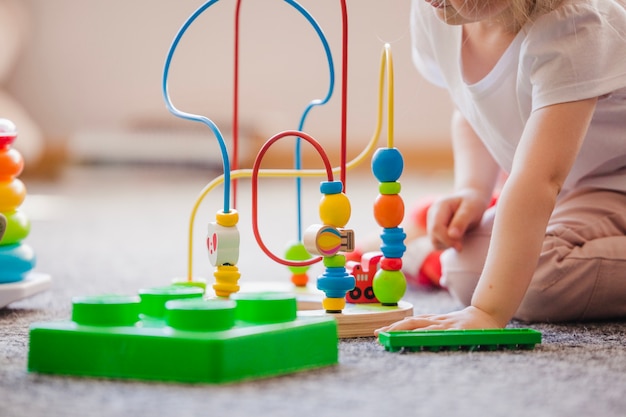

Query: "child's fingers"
(445, 202), (477, 250)
(374, 315), (446, 335)
(427, 200), (460, 250)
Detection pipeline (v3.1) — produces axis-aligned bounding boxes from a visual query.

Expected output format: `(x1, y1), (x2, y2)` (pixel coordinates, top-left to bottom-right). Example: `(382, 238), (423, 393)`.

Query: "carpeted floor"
(1, 165), (625, 417)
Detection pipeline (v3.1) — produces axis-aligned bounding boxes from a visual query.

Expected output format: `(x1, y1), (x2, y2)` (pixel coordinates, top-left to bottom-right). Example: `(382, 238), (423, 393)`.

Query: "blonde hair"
(510, 0), (565, 32)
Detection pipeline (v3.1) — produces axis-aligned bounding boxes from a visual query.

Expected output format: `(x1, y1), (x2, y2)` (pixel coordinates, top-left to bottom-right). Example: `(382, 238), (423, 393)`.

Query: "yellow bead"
(319, 193), (351, 228)
(216, 209), (239, 227)
(213, 265), (241, 297)
(322, 297), (346, 312)
(0, 179), (26, 212)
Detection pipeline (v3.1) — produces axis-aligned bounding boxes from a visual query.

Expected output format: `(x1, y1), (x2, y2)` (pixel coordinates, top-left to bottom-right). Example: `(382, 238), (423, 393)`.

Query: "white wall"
(7, 0), (453, 155)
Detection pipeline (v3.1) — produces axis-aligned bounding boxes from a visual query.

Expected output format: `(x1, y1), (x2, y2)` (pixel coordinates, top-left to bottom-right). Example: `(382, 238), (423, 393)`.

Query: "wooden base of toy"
(0, 272), (52, 308)
(235, 281), (414, 338)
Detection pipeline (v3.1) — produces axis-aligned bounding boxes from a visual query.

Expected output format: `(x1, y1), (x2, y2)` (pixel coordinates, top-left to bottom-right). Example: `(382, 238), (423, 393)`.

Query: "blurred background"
(3, 0), (454, 177)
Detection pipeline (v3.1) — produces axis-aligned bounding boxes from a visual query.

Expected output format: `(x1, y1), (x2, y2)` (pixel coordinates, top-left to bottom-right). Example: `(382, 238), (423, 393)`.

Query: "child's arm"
(472, 97), (598, 327)
(376, 97), (598, 332)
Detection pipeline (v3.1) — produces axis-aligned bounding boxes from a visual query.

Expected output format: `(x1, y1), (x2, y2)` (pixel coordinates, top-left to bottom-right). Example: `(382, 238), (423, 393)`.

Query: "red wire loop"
(252, 130), (334, 267)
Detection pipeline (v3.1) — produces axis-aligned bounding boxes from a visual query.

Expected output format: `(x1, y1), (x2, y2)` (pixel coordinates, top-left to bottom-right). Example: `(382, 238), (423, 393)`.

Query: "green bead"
(372, 269), (406, 305)
(323, 254), (346, 268)
(379, 181), (401, 195)
(0, 210), (30, 245)
(284, 241), (311, 274)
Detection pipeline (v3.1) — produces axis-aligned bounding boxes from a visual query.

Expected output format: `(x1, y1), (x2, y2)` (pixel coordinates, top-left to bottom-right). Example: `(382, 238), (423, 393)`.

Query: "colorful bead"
(0, 119), (17, 149)
(380, 257), (402, 271)
(371, 148), (403, 182)
(285, 241), (311, 274)
(323, 254), (346, 268)
(317, 267), (355, 299)
(319, 192), (351, 228)
(213, 265), (241, 297)
(0, 210), (30, 245)
(0, 148), (23, 180)
(215, 209), (239, 227)
(379, 181), (401, 195)
(322, 297), (346, 312)
(373, 193), (404, 228)
(372, 268), (406, 306)
(0, 243), (36, 283)
(380, 227), (407, 259)
(319, 181), (343, 195)
(0, 179), (26, 213)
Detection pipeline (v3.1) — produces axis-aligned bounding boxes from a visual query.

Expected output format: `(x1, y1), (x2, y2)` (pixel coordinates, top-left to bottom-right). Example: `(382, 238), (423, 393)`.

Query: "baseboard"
(21, 138), (69, 180)
(21, 135), (453, 179)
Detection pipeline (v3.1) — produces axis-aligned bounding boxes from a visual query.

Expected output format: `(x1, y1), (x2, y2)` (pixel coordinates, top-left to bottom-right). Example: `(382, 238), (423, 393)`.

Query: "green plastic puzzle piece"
(28, 286), (338, 383)
(378, 328), (542, 352)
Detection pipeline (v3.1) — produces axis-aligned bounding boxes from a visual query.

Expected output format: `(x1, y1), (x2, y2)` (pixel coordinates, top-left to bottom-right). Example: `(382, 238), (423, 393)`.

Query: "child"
(375, 0), (626, 333)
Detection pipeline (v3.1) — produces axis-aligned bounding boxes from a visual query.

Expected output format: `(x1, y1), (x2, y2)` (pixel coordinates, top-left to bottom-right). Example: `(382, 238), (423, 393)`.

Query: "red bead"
(380, 257), (402, 271)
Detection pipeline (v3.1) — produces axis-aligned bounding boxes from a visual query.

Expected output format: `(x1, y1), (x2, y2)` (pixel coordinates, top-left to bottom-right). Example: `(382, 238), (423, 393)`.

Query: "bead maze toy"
(158, 0), (414, 337)
(378, 329), (542, 352)
(0, 118), (51, 308)
(27, 0), (411, 383)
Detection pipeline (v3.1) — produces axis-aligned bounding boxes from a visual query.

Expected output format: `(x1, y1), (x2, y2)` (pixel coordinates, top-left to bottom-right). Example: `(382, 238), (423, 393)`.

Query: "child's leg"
(439, 206), (496, 305)
(516, 188), (626, 322)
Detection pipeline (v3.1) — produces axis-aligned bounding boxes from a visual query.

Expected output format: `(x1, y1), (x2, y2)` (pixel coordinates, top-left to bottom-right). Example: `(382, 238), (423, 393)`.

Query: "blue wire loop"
(161, 0), (335, 217)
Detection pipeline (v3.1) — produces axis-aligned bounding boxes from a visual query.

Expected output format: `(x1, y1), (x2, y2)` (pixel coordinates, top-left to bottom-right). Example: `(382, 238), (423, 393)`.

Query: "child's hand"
(373, 306), (503, 336)
(427, 189), (491, 251)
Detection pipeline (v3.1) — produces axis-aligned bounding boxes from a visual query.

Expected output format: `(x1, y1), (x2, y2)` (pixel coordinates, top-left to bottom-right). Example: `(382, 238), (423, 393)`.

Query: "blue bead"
(316, 267), (356, 298)
(319, 181), (343, 195)
(371, 148), (404, 182)
(380, 227), (407, 259)
(0, 243), (36, 283)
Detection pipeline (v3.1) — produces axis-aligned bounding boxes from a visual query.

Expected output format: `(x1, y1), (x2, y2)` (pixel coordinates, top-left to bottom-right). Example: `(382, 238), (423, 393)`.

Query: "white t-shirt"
(410, 0), (626, 193)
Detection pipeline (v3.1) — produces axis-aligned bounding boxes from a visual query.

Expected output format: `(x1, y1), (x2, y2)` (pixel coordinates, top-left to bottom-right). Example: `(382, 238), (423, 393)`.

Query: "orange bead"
(373, 194), (404, 228)
(0, 148), (24, 180)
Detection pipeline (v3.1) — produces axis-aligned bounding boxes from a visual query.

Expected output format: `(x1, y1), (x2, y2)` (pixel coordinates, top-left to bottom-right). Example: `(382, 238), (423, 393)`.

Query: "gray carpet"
(1, 166), (625, 417)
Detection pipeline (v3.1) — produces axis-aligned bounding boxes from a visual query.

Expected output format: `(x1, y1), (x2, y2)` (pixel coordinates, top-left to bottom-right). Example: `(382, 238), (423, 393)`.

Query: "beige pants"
(440, 188), (626, 323)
